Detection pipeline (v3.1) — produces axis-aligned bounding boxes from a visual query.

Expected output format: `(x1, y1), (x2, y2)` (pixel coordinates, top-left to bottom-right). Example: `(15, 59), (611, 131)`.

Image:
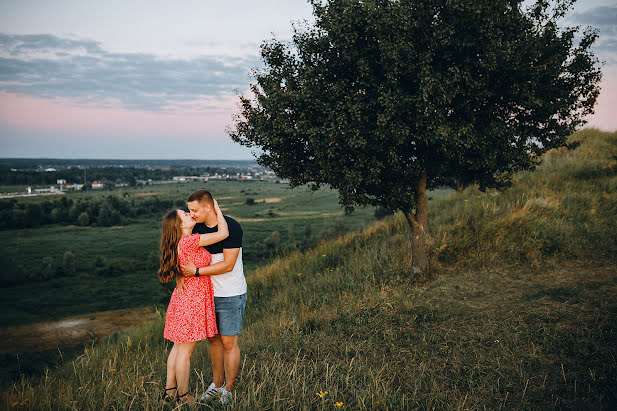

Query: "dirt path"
(0, 307), (156, 355)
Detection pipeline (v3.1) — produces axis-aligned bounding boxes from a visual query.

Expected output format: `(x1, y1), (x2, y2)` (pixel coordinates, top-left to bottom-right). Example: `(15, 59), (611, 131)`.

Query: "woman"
(158, 199), (228, 405)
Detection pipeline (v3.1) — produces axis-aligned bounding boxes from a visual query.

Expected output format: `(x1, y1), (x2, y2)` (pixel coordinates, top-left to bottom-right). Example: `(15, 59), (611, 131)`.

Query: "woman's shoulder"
(179, 233), (200, 249)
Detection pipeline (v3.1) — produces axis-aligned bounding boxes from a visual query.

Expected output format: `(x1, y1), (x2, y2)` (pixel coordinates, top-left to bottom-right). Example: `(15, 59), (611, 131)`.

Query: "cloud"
(568, 6), (617, 66)
(0, 33), (261, 111)
(570, 6), (617, 29)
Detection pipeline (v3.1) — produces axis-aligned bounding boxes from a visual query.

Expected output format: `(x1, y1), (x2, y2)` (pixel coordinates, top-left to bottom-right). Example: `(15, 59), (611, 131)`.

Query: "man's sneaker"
(219, 389), (232, 405)
(198, 382), (224, 401)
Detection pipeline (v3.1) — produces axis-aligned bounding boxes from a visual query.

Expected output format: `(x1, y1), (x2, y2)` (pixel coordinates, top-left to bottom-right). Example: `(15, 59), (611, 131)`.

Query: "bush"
(263, 231), (280, 256)
(374, 206), (394, 220)
(77, 211), (90, 226)
(246, 198), (256, 205)
(63, 251), (76, 276)
(25, 203), (42, 228)
(39, 256), (55, 280)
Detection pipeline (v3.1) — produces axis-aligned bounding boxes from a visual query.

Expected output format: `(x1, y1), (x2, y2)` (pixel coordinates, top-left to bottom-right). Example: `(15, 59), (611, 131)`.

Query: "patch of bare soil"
(0, 307), (156, 355)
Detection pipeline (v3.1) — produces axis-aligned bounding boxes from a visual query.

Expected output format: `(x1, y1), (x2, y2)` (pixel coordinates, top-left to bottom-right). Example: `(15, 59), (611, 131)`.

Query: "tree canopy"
(230, 0), (601, 274)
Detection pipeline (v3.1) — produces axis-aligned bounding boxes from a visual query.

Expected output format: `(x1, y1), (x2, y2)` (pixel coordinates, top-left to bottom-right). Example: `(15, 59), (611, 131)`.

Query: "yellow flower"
(322, 254), (326, 256)
(316, 390), (328, 398)
(335, 402), (344, 407)
(78, 386), (84, 390)
(297, 273), (302, 276)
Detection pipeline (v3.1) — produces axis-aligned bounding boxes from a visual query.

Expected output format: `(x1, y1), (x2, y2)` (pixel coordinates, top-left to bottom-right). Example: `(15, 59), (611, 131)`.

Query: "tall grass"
(4, 129), (616, 409)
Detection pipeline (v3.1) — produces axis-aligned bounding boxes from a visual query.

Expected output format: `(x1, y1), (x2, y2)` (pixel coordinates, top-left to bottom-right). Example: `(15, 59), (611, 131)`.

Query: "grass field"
(0, 181), (386, 328)
(2, 129), (616, 409)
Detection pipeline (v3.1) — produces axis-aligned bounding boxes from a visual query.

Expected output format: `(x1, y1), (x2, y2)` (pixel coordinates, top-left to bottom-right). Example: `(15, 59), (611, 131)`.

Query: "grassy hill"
(4, 129), (616, 409)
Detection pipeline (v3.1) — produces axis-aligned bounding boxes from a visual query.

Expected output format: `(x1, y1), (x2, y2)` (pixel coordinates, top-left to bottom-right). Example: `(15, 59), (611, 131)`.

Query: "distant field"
(0, 180), (404, 327)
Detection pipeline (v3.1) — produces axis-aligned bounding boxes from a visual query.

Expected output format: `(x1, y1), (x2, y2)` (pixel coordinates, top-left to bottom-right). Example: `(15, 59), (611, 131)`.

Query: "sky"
(0, 0), (615, 160)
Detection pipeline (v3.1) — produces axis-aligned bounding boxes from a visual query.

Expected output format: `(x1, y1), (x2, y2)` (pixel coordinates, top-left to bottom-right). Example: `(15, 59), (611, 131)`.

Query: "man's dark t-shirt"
(192, 215), (243, 254)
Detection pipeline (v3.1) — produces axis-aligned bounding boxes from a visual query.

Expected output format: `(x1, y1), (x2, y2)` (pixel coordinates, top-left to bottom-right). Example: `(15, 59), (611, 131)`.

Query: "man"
(178, 189), (247, 405)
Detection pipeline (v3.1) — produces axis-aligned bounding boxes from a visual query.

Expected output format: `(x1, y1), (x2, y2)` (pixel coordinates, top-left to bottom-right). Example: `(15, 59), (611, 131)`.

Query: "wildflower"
(322, 254), (326, 256)
(78, 386), (84, 390)
(335, 402), (344, 407)
(298, 273), (302, 276)
(316, 390), (328, 398)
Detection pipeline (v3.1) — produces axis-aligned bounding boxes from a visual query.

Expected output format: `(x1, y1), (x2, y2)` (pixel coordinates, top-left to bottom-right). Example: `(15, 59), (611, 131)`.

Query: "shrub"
(39, 256), (55, 280)
(63, 251), (76, 276)
(77, 211), (90, 226)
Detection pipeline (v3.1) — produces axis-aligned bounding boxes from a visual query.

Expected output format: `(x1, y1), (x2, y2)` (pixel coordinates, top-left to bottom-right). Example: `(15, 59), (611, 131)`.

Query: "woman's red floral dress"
(164, 234), (217, 342)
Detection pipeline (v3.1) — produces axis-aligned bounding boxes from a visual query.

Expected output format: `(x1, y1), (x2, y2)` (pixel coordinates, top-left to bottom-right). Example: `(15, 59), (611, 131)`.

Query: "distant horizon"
(0, 157), (257, 161)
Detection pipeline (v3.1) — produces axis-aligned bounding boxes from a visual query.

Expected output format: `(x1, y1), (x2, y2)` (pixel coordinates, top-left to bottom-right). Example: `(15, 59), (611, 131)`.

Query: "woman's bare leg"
(175, 341), (197, 404)
(165, 344), (179, 397)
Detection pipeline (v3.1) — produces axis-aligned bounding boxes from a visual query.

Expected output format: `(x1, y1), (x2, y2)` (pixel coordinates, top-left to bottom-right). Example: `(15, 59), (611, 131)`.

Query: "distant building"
(172, 176), (209, 182)
(92, 180), (104, 189)
(34, 186), (63, 194)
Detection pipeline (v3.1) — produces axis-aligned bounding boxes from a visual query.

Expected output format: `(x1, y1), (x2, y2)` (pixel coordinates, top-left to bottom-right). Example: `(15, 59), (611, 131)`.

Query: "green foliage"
(25, 203), (42, 228)
(373, 206), (393, 220)
(263, 230), (281, 256)
(63, 251), (76, 276)
(232, 0), (601, 214)
(39, 256), (55, 280)
(77, 211), (90, 226)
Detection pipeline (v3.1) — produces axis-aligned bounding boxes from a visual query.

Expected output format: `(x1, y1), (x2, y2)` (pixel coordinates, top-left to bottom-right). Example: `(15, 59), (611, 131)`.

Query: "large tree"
(229, 0), (601, 276)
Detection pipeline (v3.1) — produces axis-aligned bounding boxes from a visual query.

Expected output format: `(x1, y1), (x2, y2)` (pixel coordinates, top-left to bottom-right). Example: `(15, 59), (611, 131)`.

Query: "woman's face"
(178, 210), (196, 230)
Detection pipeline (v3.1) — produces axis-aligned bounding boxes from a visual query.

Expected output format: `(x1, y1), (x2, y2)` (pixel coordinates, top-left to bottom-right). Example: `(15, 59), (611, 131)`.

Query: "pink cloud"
(0, 92), (237, 139)
(586, 68), (617, 132)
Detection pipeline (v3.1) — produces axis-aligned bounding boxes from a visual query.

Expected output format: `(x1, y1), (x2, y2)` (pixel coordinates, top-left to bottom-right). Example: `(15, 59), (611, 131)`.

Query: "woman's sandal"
(162, 386), (177, 402)
(177, 391), (195, 405)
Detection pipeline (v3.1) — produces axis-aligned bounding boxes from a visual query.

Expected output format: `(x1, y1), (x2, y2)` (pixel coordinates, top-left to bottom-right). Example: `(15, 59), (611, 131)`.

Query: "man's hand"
(180, 259), (197, 277)
(175, 275), (186, 294)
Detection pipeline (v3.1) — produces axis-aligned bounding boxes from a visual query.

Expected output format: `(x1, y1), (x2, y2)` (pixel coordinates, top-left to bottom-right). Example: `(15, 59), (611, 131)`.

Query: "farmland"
(0, 180), (394, 328)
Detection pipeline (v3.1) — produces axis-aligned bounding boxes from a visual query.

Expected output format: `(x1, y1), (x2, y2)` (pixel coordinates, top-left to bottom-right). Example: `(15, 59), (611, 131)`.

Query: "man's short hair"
(187, 189), (214, 206)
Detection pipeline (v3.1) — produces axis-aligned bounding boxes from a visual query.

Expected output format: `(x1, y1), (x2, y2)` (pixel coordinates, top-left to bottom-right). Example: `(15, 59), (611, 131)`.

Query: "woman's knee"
(176, 342), (196, 356)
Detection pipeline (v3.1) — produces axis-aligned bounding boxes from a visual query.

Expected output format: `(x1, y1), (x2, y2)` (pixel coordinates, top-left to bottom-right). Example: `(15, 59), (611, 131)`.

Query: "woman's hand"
(180, 258), (197, 277)
(175, 275), (186, 294)
(197, 198), (229, 246)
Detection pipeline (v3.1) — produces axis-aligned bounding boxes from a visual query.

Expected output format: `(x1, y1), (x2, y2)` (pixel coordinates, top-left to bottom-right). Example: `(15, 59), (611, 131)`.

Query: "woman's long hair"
(158, 209), (182, 283)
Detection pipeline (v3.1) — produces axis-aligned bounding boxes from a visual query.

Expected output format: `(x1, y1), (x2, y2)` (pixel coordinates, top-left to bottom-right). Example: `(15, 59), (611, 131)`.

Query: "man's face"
(188, 200), (210, 223)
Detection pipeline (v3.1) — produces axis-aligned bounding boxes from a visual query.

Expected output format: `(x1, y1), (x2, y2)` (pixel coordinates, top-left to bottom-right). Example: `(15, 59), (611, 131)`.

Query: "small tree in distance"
(230, 0), (601, 276)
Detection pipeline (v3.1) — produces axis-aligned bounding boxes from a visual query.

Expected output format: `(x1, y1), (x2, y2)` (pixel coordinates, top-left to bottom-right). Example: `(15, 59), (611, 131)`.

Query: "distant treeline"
(0, 158), (258, 169)
(0, 166), (247, 186)
(0, 195), (182, 230)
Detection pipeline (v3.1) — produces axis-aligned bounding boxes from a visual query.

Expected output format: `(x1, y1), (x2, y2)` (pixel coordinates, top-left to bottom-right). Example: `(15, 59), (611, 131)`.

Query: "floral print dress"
(164, 234), (217, 342)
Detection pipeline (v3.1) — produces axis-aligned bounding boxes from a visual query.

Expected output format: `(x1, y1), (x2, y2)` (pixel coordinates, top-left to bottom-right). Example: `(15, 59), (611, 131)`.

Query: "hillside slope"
(5, 129), (616, 409)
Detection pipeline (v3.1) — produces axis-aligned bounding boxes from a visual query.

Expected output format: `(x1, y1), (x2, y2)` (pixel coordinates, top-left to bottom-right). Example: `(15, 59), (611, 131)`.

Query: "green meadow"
(2, 129), (617, 409)
(0, 181), (381, 328)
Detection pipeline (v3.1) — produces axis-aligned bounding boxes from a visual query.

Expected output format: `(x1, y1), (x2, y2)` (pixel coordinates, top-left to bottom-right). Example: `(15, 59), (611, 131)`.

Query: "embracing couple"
(157, 189), (247, 405)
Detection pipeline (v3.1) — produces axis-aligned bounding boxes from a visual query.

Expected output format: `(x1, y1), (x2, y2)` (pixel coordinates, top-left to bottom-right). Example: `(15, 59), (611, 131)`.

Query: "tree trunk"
(404, 172), (428, 277)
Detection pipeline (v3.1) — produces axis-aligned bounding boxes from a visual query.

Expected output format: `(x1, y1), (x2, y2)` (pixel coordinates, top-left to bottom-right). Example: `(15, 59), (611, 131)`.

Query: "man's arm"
(180, 248), (240, 277)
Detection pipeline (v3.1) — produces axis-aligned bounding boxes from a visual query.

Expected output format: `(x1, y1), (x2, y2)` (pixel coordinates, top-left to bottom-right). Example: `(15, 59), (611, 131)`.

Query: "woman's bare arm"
(198, 199), (229, 246)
